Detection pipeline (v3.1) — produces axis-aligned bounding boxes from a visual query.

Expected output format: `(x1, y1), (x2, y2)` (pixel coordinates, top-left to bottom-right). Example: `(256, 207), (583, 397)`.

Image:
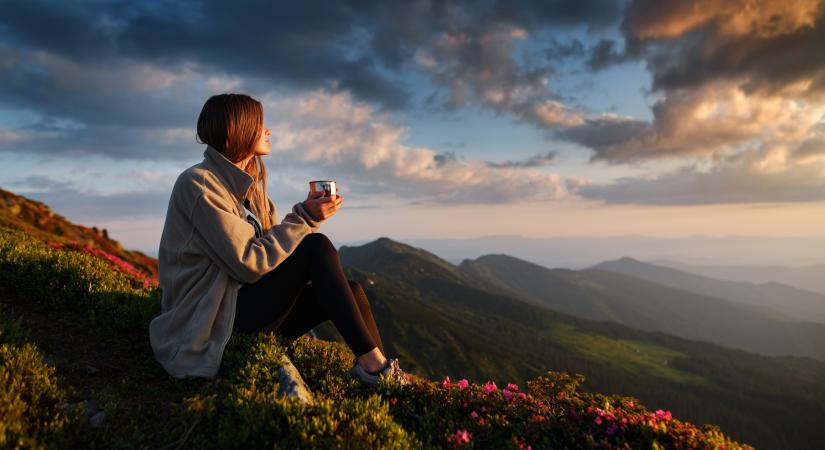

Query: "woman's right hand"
(303, 188), (343, 222)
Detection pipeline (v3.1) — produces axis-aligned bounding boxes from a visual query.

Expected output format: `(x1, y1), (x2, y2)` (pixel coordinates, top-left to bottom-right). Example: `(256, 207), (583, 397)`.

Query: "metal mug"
(309, 180), (337, 199)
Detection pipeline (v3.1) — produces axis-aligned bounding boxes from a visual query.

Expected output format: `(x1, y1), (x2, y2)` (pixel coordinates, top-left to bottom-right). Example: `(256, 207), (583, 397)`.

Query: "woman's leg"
(277, 279), (385, 355)
(234, 233), (380, 359)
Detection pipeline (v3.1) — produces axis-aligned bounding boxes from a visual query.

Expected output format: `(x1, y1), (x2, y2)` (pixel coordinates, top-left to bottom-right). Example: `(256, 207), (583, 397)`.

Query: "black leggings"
(233, 233), (384, 358)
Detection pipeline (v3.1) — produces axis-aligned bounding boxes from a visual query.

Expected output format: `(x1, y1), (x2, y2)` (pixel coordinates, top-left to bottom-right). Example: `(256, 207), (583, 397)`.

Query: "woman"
(149, 93), (408, 386)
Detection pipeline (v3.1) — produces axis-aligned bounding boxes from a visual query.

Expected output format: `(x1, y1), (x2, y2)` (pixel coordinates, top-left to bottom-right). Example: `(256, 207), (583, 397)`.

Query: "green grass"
(552, 325), (711, 386)
(0, 226), (752, 449)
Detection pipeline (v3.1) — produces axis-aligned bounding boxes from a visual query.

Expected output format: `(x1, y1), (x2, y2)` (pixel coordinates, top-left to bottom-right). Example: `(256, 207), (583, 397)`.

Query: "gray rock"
(89, 411), (106, 427)
(276, 354), (314, 404)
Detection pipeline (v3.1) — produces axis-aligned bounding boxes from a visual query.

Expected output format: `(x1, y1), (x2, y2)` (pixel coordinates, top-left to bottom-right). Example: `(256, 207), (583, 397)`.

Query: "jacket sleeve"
(190, 186), (321, 284)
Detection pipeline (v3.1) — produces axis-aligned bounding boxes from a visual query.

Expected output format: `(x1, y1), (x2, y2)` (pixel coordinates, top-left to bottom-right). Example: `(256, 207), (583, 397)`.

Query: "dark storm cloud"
(0, 0), (627, 161)
(556, 116), (651, 164)
(490, 0), (625, 29)
(485, 151), (559, 168)
(547, 0), (825, 165)
(589, 0), (825, 96)
(433, 151), (459, 167)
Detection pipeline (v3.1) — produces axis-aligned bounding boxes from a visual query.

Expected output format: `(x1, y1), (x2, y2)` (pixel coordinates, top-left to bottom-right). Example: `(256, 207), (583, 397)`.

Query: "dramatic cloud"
(2, 0), (823, 209)
(560, 81), (825, 164)
(547, 0), (825, 168)
(265, 90), (570, 205)
(572, 142), (825, 205)
(414, 24), (587, 130)
(0, 0), (616, 163)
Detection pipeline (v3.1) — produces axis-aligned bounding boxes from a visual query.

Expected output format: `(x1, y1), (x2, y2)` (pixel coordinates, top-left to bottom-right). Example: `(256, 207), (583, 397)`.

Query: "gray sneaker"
(347, 358), (410, 386)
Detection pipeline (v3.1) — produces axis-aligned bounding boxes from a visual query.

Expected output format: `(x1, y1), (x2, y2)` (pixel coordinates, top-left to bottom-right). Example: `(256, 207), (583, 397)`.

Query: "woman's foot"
(356, 347), (388, 372)
(348, 358), (410, 386)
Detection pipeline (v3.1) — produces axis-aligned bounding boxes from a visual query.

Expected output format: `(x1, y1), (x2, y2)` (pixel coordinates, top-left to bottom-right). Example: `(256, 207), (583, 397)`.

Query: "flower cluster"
(446, 429), (472, 448)
(47, 241), (157, 288)
(379, 371), (752, 449)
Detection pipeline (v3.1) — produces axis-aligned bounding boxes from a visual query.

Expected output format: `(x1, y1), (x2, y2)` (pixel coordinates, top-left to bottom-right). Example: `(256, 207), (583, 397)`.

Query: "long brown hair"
(196, 93), (272, 231)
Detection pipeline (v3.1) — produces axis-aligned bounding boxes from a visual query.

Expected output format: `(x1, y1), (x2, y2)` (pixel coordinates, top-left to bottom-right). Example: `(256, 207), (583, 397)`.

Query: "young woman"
(149, 93), (408, 385)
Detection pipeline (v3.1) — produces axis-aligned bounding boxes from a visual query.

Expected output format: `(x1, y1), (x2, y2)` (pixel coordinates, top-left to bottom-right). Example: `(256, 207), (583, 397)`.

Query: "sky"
(1, 0), (824, 257)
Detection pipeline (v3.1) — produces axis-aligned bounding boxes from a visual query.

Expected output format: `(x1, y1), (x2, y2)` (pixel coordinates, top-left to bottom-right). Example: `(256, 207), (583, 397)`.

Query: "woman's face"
(251, 123), (271, 156)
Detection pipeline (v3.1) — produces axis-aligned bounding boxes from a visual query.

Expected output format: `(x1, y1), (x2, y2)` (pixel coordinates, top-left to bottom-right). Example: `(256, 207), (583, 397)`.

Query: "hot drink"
(309, 180), (337, 198)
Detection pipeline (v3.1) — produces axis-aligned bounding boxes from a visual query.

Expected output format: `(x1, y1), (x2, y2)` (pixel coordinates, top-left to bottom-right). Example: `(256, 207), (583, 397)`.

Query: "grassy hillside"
(338, 239), (825, 450)
(0, 187), (157, 281)
(458, 253), (825, 360)
(0, 227), (751, 449)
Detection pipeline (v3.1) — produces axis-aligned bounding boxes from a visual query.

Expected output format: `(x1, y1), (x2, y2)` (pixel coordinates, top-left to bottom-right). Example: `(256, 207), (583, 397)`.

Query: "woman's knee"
(300, 232), (336, 256)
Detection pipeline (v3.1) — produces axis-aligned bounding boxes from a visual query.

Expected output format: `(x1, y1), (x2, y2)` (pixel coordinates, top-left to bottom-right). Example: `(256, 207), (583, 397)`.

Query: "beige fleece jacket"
(149, 145), (321, 379)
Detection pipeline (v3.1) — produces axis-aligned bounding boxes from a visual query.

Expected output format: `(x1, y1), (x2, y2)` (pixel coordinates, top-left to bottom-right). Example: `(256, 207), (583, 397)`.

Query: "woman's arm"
(190, 185), (318, 284)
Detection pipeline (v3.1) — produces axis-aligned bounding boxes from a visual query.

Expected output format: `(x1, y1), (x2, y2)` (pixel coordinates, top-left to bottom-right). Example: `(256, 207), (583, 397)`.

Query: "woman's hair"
(196, 93), (272, 231)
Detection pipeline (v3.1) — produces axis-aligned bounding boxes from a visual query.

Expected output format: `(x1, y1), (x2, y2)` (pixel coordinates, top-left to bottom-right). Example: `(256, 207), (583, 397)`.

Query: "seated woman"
(149, 93), (408, 385)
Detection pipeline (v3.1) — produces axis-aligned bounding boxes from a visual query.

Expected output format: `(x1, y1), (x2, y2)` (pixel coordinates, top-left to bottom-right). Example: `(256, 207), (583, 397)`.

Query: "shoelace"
(383, 358), (408, 382)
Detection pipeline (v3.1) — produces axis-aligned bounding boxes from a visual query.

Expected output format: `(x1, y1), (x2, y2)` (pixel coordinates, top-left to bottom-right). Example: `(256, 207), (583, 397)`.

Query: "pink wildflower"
(506, 383), (519, 391)
(470, 410), (479, 419)
(457, 379), (469, 390)
(483, 381), (497, 395)
(516, 392), (527, 400)
(595, 417), (603, 425)
(502, 389), (512, 400)
(655, 409), (672, 421)
(625, 401), (634, 408)
(447, 429), (472, 446)
(442, 376), (452, 388)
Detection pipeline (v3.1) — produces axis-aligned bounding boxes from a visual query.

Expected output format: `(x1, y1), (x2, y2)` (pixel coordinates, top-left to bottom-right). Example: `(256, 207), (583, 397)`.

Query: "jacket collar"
(202, 145), (254, 203)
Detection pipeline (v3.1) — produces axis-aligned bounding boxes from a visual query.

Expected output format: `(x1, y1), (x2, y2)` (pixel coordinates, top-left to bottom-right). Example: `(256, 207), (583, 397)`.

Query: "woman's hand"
(303, 187), (343, 222)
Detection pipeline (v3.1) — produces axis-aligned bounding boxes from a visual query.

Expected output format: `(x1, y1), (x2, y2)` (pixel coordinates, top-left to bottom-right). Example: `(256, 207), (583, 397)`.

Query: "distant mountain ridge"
(651, 258), (825, 296)
(0, 187), (157, 280)
(458, 253), (825, 360)
(591, 257), (825, 324)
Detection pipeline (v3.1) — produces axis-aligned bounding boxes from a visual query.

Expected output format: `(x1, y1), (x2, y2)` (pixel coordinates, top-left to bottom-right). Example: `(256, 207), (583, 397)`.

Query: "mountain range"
(651, 258), (825, 296)
(456, 254), (825, 359)
(328, 237), (825, 450)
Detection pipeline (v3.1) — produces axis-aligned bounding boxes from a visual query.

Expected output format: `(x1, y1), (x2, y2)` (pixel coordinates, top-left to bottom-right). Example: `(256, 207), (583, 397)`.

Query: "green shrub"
(0, 226), (159, 332)
(0, 308), (74, 449)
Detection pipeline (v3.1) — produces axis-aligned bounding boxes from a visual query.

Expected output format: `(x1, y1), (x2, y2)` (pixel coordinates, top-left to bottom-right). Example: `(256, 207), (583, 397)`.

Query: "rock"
(82, 400), (100, 419)
(276, 354), (314, 404)
(89, 411), (106, 427)
(60, 399), (106, 426)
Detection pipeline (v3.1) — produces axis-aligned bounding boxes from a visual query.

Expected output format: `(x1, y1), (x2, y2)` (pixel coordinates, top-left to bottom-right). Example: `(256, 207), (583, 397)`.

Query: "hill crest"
(0, 187), (158, 280)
